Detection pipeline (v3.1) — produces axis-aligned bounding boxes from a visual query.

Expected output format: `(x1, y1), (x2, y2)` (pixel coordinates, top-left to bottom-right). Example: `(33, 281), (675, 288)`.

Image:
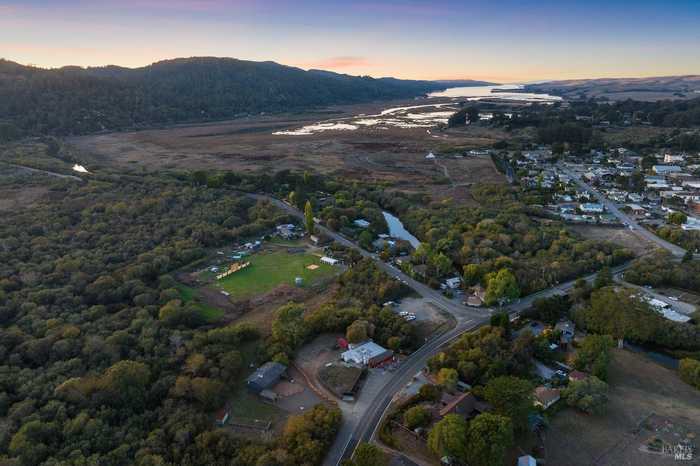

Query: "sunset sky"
(2, 0), (700, 82)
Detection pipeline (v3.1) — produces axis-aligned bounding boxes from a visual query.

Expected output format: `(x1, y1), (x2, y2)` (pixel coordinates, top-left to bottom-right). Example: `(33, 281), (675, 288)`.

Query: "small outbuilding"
(246, 362), (287, 393)
(320, 256), (340, 266)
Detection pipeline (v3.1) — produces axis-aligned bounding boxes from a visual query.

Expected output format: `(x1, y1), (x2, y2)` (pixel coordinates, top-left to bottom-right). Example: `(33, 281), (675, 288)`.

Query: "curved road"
(247, 192), (644, 465)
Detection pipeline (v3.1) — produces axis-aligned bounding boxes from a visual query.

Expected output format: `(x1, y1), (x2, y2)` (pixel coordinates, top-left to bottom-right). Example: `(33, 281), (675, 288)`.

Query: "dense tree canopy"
(0, 173), (339, 465)
(0, 58), (444, 138)
(427, 414), (468, 463)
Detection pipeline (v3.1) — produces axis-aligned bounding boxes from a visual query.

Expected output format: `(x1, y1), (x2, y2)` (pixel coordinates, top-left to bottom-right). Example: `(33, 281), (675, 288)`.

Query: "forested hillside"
(0, 57), (444, 139)
(0, 172), (345, 465)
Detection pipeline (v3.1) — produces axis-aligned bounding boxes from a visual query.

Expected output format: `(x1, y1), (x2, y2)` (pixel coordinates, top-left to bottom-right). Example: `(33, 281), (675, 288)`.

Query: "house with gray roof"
(246, 361), (287, 393)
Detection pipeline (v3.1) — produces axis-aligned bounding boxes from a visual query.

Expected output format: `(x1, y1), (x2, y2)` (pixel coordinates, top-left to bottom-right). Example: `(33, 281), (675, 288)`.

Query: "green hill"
(0, 57), (449, 138)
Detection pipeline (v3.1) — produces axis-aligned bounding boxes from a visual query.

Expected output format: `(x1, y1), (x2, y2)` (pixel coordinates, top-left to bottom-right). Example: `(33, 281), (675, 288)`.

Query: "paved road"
(248, 192), (639, 465)
(558, 164), (686, 257)
(250, 193), (483, 324)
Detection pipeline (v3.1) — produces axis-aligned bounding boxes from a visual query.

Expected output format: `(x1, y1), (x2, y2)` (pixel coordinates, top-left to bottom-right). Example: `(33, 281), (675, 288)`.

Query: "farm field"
(216, 250), (337, 299)
(545, 349), (700, 466)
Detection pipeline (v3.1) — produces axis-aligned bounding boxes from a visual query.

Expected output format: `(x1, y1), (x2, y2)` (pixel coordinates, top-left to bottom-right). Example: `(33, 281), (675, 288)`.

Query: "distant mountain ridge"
(433, 79), (496, 87)
(524, 75), (700, 101)
(0, 56), (480, 138)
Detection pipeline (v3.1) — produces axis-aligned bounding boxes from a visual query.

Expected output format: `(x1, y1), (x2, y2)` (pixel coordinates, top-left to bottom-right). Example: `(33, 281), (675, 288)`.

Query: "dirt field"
(67, 101), (507, 201)
(545, 349), (700, 466)
(295, 334), (344, 400)
(569, 224), (660, 256)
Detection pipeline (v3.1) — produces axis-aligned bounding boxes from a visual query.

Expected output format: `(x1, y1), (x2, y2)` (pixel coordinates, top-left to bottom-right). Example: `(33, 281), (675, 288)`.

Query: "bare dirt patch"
(545, 349), (700, 466)
(569, 225), (659, 256)
(295, 334), (344, 400)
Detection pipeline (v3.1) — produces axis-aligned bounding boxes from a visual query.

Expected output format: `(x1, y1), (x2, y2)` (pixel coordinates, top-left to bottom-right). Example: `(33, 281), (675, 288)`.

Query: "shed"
(246, 362), (287, 393)
(320, 256), (339, 266)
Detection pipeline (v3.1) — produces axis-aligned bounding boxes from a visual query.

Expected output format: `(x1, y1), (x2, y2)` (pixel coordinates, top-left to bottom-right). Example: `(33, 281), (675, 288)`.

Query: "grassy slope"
(176, 284), (225, 322)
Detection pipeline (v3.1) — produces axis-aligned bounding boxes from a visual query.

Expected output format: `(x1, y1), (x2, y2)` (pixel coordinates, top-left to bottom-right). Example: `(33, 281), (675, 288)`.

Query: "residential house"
(442, 276), (462, 290)
(214, 408), (230, 426)
(275, 224), (298, 240)
(568, 370), (587, 383)
(580, 203), (605, 214)
(246, 362), (287, 393)
(533, 360), (556, 381)
(683, 181), (700, 191)
(466, 284), (486, 307)
(437, 392), (491, 420)
(534, 386), (561, 410)
(627, 204), (646, 216)
(682, 217), (700, 231)
(554, 319), (575, 347)
(310, 233), (331, 246)
(653, 165), (682, 175)
(664, 154), (685, 164)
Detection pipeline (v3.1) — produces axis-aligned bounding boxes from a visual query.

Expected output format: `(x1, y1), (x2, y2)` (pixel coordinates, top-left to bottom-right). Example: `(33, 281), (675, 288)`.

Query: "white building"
(653, 165), (682, 175)
(580, 203), (605, 213)
(682, 217), (700, 231)
(341, 341), (393, 367)
(443, 277), (462, 289)
(664, 154), (685, 164)
(320, 256), (340, 265)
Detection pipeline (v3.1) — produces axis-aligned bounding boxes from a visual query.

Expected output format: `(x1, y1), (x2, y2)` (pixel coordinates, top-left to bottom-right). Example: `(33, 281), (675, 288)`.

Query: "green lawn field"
(176, 284), (225, 322)
(216, 250), (337, 299)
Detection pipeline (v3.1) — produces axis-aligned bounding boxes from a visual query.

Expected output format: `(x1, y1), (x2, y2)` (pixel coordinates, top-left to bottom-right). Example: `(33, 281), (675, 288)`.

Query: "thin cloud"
(302, 56), (374, 70)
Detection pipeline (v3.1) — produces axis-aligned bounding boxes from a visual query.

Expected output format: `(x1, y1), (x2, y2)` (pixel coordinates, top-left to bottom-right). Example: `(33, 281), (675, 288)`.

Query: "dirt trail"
(1, 161), (84, 181)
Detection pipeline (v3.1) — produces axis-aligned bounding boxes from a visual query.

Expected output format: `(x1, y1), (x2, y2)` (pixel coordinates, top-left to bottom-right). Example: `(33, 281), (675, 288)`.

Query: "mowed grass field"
(216, 250), (337, 299)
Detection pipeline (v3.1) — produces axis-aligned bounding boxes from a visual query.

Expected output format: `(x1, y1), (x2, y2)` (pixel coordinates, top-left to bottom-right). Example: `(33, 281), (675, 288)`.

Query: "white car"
(668, 296), (679, 301)
(399, 311), (409, 317)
